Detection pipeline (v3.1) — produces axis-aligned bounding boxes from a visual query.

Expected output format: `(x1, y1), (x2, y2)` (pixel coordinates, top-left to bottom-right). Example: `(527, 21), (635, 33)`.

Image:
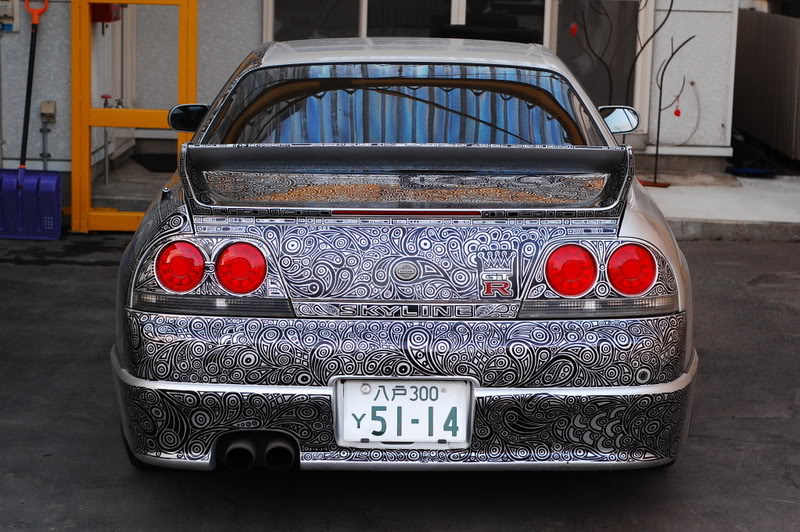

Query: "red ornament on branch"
(674, 107), (681, 117)
(569, 23), (579, 37)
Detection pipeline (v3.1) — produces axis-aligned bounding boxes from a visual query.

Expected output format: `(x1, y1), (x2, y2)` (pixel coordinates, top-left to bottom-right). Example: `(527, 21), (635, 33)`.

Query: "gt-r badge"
(477, 249), (517, 298)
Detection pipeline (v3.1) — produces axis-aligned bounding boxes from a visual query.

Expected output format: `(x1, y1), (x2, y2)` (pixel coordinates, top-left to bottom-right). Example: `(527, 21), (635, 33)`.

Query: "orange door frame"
(70, 0), (197, 232)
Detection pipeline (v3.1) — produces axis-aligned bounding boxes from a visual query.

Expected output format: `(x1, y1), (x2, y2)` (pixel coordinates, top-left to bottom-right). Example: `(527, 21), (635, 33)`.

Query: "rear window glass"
(203, 63), (605, 146)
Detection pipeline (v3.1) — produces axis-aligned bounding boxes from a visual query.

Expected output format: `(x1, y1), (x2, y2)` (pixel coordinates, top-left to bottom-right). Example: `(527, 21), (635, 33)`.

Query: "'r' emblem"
(476, 249), (517, 299)
(482, 279), (513, 297)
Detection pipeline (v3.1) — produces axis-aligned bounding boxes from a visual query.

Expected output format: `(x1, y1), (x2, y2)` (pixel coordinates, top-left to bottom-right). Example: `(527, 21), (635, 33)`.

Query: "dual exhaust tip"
(222, 434), (297, 472)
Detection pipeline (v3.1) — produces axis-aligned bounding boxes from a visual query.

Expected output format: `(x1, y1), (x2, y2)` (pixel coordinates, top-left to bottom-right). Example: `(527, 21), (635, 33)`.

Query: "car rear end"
(112, 47), (695, 470)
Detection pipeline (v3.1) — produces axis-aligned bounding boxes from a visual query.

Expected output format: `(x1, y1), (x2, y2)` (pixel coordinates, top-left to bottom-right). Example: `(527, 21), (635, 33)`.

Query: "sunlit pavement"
(1, 235), (798, 531)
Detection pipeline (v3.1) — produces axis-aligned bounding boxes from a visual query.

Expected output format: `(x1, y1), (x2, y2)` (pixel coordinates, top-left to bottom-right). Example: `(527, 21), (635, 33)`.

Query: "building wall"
(0, 0), (738, 172)
(129, 0), (263, 140)
(134, 0), (262, 107)
(643, 0), (738, 158)
(0, 0), (118, 172)
(0, 0), (264, 165)
(2, 0), (71, 171)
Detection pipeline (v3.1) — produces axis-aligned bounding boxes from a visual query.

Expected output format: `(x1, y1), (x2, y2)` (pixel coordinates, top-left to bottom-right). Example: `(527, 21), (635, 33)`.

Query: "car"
(113, 37), (697, 471)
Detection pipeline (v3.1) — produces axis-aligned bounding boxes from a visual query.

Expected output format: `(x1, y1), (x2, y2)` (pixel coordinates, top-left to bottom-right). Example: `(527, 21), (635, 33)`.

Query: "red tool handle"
(25, 0), (49, 25)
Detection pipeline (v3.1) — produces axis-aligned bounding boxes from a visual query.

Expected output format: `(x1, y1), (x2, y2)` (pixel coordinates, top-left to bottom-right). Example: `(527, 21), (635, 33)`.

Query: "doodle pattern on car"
(122, 386), (334, 460)
(202, 171), (608, 207)
(525, 239), (677, 299)
(125, 310), (686, 387)
(116, 179), (195, 365)
(120, 383), (688, 464)
(122, 180), (191, 279)
(131, 219), (675, 305)
(132, 236), (289, 301)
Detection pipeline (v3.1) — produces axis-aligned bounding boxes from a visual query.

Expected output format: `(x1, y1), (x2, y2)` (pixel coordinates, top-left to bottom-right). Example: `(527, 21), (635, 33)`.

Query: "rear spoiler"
(181, 143), (632, 218)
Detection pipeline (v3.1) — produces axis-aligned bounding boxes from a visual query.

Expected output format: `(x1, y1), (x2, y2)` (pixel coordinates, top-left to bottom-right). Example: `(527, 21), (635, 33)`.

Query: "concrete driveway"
(1, 236), (798, 531)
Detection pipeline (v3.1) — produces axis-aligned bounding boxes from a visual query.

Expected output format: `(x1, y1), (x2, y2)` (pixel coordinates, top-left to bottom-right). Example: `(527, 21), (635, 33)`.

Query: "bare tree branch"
(579, 9), (614, 103)
(625, 0), (675, 105)
(660, 75), (686, 111)
(653, 34), (696, 184)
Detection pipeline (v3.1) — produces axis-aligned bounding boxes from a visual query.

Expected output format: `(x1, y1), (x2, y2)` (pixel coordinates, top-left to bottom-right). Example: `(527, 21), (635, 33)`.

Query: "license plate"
(336, 379), (472, 449)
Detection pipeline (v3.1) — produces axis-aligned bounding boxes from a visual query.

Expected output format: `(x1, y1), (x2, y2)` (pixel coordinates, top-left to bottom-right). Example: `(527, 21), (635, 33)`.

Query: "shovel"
(0, 0), (61, 240)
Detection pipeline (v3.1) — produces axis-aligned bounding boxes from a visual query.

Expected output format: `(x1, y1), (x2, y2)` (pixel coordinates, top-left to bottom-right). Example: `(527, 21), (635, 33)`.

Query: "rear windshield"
(202, 63), (605, 146)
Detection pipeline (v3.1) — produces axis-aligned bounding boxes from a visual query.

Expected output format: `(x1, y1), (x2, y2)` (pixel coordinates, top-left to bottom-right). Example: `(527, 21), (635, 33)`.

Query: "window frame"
(263, 0), (462, 41)
(198, 62), (608, 147)
(261, 0), (654, 134)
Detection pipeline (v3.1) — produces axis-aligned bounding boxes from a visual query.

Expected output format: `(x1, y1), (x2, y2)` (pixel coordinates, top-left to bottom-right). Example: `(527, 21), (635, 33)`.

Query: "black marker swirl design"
(121, 386), (333, 460)
(118, 381), (690, 465)
(268, 223), (561, 301)
(202, 171), (609, 207)
(126, 310), (686, 388)
(293, 302), (520, 319)
(122, 179), (191, 280)
(525, 239), (677, 300)
(307, 391), (689, 464)
(132, 236), (290, 300)
(132, 215), (676, 312)
(117, 180), (192, 367)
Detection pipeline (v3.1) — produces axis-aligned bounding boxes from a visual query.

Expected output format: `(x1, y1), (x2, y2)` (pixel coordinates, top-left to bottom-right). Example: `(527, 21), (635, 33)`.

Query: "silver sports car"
(114, 38), (696, 471)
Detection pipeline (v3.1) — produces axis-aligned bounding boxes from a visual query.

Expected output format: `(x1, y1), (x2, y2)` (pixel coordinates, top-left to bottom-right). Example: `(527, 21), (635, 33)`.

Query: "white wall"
(2, 0), (71, 170)
(134, 0), (263, 107)
(134, 4), (179, 111)
(0, 0), (264, 166)
(130, 0), (262, 140)
(0, 0), (117, 171)
(645, 0), (738, 156)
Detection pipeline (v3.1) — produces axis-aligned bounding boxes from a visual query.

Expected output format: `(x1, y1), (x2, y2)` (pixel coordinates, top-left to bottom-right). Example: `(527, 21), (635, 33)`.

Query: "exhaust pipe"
(223, 437), (257, 472)
(264, 436), (297, 471)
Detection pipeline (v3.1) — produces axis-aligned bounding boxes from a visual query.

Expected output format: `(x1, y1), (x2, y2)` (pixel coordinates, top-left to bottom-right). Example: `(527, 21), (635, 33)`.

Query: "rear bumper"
(113, 345), (697, 470)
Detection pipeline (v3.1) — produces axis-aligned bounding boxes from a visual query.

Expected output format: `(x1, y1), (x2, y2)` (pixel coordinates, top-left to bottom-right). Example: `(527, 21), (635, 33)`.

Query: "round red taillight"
(155, 241), (205, 293)
(607, 244), (657, 296)
(545, 244), (598, 297)
(215, 242), (267, 294)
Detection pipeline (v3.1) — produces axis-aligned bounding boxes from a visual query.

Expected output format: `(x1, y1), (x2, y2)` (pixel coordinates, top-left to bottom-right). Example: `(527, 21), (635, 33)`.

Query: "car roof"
(258, 37), (568, 72)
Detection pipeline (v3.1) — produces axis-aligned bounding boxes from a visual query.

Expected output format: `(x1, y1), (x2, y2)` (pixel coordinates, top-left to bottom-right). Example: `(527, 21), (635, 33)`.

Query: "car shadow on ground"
(118, 466), (683, 528)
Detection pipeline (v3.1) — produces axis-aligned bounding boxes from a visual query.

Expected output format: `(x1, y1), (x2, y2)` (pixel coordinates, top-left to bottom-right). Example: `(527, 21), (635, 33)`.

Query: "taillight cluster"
(155, 241), (267, 294)
(215, 242), (267, 294)
(545, 243), (656, 298)
(606, 244), (657, 296)
(155, 242), (205, 293)
(544, 244), (597, 297)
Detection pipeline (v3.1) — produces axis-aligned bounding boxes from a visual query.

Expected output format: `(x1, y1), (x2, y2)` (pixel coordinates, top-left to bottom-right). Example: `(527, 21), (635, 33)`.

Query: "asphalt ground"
(0, 236), (798, 531)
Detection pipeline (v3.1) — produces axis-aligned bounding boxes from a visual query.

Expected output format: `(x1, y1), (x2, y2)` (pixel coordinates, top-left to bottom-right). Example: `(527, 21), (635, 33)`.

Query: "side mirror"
(168, 104), (209, 132)
(598, 106), (640, 134)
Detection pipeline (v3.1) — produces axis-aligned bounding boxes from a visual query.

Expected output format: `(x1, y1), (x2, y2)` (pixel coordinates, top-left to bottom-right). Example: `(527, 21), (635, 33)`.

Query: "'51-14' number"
(368, 406), (459, 437)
